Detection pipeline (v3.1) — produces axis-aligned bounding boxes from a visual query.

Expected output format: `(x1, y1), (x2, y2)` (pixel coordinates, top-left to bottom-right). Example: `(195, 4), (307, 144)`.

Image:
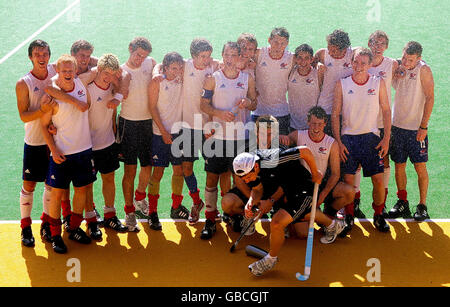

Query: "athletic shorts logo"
(367, 88), (376, 95)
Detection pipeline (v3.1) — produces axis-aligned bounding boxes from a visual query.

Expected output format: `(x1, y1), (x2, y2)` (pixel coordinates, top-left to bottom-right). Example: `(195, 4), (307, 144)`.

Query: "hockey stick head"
(296, 272), (310, 281)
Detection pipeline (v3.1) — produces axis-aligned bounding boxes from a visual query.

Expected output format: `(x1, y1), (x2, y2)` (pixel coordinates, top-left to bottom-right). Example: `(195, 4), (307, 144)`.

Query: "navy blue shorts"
(179, 128), (206, 163)
(390, 126), (428, 164)
(117, 117), (152, 166)
(341, 133), (384, 177)
(46, 149), (97, 189)
(204, 139), (248, 174)
(22, 143), (50, 182)
(151, 134), (182, 167)
(92, 143), (120, 175)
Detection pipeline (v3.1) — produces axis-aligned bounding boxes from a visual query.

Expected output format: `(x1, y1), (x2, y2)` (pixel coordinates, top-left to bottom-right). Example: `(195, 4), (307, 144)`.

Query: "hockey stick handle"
(296, 182), (319, 280)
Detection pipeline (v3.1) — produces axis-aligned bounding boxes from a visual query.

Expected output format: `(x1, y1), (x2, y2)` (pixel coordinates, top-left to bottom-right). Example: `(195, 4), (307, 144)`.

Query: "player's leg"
(84, 183), (102, 240)
(413, 162), (430, 221)
(170, 163), (190, 220)
(201, 171), (220, 240)
(101, 170), (127, 232)
(147, 166), (164, 230)
(20, 180), (37, 247)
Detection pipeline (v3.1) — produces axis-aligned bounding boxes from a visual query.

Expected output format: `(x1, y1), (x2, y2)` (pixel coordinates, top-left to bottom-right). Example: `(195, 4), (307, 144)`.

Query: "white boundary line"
(0, 0), (80, 65)
(1, 218), (450, 224)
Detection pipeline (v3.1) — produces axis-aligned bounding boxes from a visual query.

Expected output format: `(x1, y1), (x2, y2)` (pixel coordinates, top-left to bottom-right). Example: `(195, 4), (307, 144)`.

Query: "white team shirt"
(340, 74), (381, 136)
(368, 56), (394, 128)
(153, 77), (183, 135)
(211, 70), (249, 140)
(120, 57), (154, 121)
(51, 77), (92, 155)
(297, 129), (335, 175)
(88, 82), (116, 151)
(392, 60), (427, 130)
(182, 58), (214, 130)
(288, 67), (320, 130)
(317, 47), (353, 114)
(254, 46), (293, 117)
(21, 65), (57, 145)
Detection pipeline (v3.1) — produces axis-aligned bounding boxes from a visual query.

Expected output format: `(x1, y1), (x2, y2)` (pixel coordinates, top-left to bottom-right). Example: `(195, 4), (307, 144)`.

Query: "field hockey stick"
(296, 182), (319, 281)
(230, 210), (262, 253)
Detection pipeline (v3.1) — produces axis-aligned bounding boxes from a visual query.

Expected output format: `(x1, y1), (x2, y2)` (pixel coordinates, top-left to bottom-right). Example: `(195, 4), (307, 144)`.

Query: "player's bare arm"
(332, 80), (348, 162)
(317, 141), (340, 205)
(148, 76), (171, 144)
(417, 65), (435, 141)
(16, 80), (45, 123)
(298, 146), (322, 185)
(375, 78), (391, 157)
(317, 62), (326, 90)
(44, 85), (88, 112)
(40, 104), (65, 164)
(313, 48), (326, 66)
(200, 76), (235, 122)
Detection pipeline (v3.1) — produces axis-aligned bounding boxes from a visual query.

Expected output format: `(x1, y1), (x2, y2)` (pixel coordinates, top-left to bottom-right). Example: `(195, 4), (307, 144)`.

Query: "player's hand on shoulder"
(40, 94), (56, 113)
(106, 99), (120, 109)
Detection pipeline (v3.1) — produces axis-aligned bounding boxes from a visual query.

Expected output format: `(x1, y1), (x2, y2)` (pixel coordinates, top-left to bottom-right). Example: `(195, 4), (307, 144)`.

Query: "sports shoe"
(229, 214), (243, 233)
(320, 219), (345, 244)
(248, 255), (278, 276)
(68, 227), (92, 244)
(339, 214), (354, 237)
(87, 222), (102, 240)
(21, 226), (35, 247)
(63, 214), (71, 232)
(200, 219), (216, 240)
(148, 212), (162, 231)
(215, 209), (222, 222)
(413, 204), (430, 222)
(354, 198), (364, 218)
(51, 235), (67, 254)
(188, 200), (204, 225)
(134, 198), (149, 219)
(374, 214), (390, 232)
(40, 221), (52, 243)
(240, 216), (255, 236)
(388, 200), (410, 218)
(94, 208), (104, 227)
(104, 216), (128, 232)
(170, 205), (190, 220)
(125, 212), (140, 232)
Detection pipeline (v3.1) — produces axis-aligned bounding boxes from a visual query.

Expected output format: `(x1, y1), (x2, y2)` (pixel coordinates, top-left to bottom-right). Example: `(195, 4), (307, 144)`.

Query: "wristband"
(420, 126), (427, 130)
(113, 93), (123, 102)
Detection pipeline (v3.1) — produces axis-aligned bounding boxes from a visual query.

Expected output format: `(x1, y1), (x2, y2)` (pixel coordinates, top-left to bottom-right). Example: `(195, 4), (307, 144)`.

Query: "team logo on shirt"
(318, 147), (327, 154)
(236, 82), (245, 89)
(189, 72), (195, 77)
(220, 83), (226, 88)
(261, 62), (267, 67)
(306, 78), (314, 84)
(291, 78), (297, 83)
(165, 85), (169, 91)
(34, 86), (40, 92)
(409, 73), (417, 80)
(343, 62), (351, 68)
(280, 63), (289, 69)
(327, 62), (333, 67)
(367, 88), (376, 95)
(78, 90), (85, 97)
(348, 90), (354, 94)
(378, 71), (386, 78)
(97, 96), (102, 102)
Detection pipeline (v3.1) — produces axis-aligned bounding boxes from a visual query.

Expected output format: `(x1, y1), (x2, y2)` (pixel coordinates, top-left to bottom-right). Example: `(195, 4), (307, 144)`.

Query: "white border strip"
(1, 218), (450, 224)
(0, 0), (80, 65)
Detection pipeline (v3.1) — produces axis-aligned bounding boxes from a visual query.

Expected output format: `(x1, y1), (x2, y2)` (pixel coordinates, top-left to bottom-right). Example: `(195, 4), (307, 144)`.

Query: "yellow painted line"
(0, 221), (449, 287)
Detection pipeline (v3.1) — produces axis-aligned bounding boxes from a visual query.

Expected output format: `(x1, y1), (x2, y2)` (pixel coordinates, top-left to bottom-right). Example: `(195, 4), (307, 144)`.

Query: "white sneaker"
(240, 217), (255, 236)
(125, 212), (140, 232)
(320, 219), (345, 244)
(133, 198), (149, 218)
(248, 255), (277, 276)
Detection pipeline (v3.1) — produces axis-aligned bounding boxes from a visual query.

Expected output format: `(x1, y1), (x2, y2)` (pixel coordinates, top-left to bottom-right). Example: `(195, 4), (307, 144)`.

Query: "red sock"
(372, 202), (385, 216)
(397, 190), (407, 201)
(135, 190), (146, 201)
(20, 217), (32, 229)
(61, 199), (71, 218)
(172, 193), (183, 209)
(189, 189), (202, 205)
(40, 212), (50, 223)
(205, 210), (216, 222)
(345, 202), (354, 216)
(355, 191), (361, 200)
(148, 194), (159, 214)
(104, 209), (116, 220)
(49, 218), (62, 236)
(124, 204), (135, 214)
(69, 213), (84, 230)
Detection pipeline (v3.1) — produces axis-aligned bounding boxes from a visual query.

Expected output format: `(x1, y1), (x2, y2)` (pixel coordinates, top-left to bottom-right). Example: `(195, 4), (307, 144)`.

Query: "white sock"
(354, 168), (361, 193)
(20, 187), (33, 219)
(42, 185), (52, 215)
(265, 253), (278, 261)
(383, 167), (391, 189)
